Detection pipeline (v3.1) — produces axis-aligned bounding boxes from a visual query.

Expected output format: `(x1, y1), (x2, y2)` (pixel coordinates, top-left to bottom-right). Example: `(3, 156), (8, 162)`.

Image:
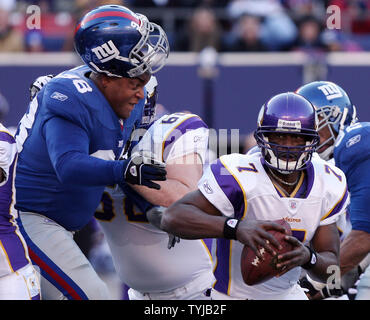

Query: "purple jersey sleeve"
(199, 157), (246, 219)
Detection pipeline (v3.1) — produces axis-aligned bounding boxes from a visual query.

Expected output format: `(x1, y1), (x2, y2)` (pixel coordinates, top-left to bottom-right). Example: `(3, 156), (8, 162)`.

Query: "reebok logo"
(51, 91), (68, 101)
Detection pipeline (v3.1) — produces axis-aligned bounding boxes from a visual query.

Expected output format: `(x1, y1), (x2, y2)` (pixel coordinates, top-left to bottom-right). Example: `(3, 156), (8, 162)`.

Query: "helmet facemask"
(138, 76), (158, 129)
(128, 14), (169, 78)
(316, 105), (357, 160)
(75, 7), (170, 79)
(316, 106), (340, 160)
(256, 129), (319, 174)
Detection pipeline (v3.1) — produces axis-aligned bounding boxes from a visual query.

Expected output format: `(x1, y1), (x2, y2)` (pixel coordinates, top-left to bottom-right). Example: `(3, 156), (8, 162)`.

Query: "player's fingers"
(144, 174), (167, 181)
(143, 181), (161, 190)
(276, 255), (301, 272)
(142, 168), (167, 180)
(254, 237), (277, 257)
(258, 229), (283, 251)
(261, 221), (287, 233)
(143, 166), (167, 176)
(276, 250), (298, 263)
(283, 235), (300, 246)
(276, 265), (291, 278)
(245, 240), (262, 259)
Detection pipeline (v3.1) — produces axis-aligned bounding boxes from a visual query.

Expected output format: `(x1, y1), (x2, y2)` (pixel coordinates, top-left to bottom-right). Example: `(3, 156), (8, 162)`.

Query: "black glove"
(167, 233), (181, 250)
(299, 275), (344, 299)
(123, 153), (166, 190)
(344, 265), (364, 300)
(30, 74), (54, 100)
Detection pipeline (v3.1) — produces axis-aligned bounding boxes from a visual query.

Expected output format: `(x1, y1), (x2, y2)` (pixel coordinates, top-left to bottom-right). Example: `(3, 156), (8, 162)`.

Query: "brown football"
(240, 219), (293, 286)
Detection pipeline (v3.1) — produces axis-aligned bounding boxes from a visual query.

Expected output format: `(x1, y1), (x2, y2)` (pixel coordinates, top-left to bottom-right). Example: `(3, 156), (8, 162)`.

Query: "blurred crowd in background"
(0, 0), (370, 53)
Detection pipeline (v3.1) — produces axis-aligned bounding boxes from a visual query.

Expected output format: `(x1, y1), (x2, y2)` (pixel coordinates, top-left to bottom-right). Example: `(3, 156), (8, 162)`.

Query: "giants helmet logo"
(317, 83), (343, 100)
(91, 40), (120, 63)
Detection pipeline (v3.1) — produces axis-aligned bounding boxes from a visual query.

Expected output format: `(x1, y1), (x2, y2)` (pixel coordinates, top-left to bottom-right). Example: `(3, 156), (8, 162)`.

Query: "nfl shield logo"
(290, 200), (297, 210)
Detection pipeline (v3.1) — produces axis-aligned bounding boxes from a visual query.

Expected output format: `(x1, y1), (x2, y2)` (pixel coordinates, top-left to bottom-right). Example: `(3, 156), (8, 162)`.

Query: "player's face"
(105, 73), (150, 119)
(267, 132), (307, 162)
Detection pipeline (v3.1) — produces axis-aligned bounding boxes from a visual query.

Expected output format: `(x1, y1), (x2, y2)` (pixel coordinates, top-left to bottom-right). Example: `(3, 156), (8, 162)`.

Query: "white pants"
(0, 264), (40, 300)
(18, 211), (111, 300)
(128, 271), (214, 300)
(356, 266), (370, 300)
(210, 284), (308, 300)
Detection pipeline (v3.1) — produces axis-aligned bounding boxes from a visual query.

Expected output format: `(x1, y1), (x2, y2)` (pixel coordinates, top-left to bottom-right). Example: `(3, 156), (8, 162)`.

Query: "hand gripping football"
(240, 219), (293, 286)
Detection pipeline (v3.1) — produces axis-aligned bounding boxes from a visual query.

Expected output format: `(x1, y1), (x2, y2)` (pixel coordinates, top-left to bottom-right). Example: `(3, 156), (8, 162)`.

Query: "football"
(240, 219), (293, 286)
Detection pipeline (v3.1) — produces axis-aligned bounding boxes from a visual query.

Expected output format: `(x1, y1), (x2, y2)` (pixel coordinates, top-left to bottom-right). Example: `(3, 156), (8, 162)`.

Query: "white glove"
(30, 74), (54, 100)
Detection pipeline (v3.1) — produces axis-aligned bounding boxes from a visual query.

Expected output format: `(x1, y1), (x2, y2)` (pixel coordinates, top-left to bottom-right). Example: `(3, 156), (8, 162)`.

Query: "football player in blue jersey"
(297, 81), (370, 300)
(15, 5), (169, 300)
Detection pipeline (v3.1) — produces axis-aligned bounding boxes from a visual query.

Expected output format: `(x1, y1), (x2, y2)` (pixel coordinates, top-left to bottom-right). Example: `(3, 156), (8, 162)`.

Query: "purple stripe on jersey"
(163, 116), (207, 155)
(293, 170), (310, 199)
(323, 189), (349, 221)
(202, 238), (213, 252)
(210, 159), (245, 219)
(32, 293), (41, 300)
(121, 283), (130, 300)
(305, 162), (315, 197)
(0, 232), (29, 272)
(213, 238), (231, 294)
(0, 131), (15, 144)
(274, 185), (285, 198)
(294, 175), (307, 198)
(0, 158), (16, 228)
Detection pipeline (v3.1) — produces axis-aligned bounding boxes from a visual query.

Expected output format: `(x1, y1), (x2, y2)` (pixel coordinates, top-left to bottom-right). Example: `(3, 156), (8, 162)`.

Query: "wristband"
(302, 245), (317, 270)
(223, 218), (240, 240)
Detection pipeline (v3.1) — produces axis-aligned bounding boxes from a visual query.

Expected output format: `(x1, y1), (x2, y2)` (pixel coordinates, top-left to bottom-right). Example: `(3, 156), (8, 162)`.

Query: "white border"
(0, 52), (370, 66)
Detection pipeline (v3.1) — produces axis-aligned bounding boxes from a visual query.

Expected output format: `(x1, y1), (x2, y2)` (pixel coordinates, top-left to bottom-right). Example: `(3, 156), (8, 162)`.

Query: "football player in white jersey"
(95, 103), (217, 299)
(0, 123), (41, 299)
(151, 92), (349, 300)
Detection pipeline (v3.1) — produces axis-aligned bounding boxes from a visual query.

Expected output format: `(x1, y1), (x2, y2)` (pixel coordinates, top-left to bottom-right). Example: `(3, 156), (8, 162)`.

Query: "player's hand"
(146, 206), (180, 249)
(167, 233), (180, 249)
(30, 74), (54, 100)
(275, 236), (310, 276)
(236, 220), (288, 259)
(146, 206), (164, 229)
(299, 275), (344, 300)
(124, 153), (166, 190)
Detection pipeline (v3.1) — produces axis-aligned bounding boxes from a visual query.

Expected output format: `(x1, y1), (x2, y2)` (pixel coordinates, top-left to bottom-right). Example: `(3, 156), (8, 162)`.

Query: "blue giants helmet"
(296, 81), (357, 160)
(254, 92), (319, 173)
(74, 5), (169, 78)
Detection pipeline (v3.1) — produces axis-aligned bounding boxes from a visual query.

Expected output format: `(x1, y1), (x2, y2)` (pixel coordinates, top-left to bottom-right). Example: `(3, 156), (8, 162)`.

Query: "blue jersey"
(15, 65), (145, 231)
(334, 121), (370, 233)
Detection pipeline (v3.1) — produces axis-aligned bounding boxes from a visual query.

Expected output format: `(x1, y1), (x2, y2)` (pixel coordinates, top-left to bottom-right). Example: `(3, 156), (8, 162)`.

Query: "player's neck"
(267, 167), (302, 195)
